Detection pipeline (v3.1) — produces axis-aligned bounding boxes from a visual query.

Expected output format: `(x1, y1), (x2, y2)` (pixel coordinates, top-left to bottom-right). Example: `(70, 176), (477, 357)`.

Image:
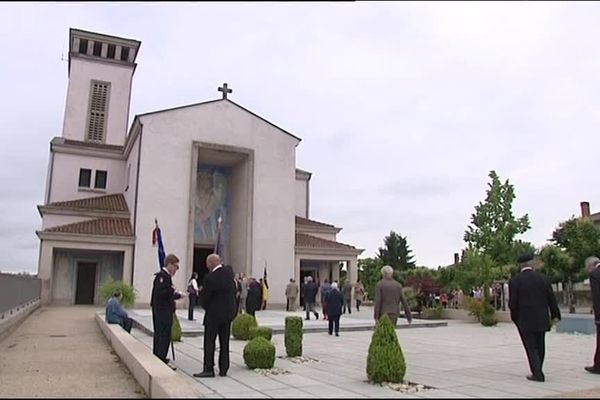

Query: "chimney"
(581, 201), (591, 218)
(454, 253), (460, 266)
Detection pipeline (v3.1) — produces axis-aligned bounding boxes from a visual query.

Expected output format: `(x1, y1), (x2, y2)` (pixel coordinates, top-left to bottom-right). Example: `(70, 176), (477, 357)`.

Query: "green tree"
(464, 170), (531, 267)
(378, 231), (416, 272)
(546, 218), (600, 313)
(358, 257), (384, 301)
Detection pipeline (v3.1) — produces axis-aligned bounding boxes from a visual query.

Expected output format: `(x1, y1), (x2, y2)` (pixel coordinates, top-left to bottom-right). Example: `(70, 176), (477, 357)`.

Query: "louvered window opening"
(87, 82), (109, 142)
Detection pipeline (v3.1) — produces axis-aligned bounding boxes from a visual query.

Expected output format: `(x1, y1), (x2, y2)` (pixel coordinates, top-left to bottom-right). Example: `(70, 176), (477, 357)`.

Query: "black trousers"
(121, 317), (133, 333)
(203, 321), (231, 374)
(188, 294), (197, 320)
(152, 307), (172, 363)
(342, 298), (352, 314)
(328, 314), (340, 334)
(594, 324), (600, 368)
(356, 299), (362, 311)
(518, 329), (546, 377)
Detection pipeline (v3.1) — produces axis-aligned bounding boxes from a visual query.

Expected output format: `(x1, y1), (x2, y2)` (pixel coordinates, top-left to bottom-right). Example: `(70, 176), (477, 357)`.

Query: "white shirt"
(212, 264), (223, 273)
(190, 278), (198, 291)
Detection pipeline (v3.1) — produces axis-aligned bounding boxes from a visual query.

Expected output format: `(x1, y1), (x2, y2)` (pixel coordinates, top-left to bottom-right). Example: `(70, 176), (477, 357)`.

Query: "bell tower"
(62, 28), (141, 146)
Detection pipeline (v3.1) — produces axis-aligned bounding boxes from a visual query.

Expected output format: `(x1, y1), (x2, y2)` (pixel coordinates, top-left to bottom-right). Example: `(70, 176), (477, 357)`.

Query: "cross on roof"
(218, 83), (232, 99)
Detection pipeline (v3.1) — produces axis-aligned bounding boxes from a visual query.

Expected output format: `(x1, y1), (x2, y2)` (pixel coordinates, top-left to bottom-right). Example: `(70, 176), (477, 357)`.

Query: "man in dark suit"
(303, 276), (319, 320)
(194, 254), (236, 378)
(509, 253), (561, 382)
(585, 256), (600, 374)
(151, 254), (182, 367)
(327, 282), (344, 336)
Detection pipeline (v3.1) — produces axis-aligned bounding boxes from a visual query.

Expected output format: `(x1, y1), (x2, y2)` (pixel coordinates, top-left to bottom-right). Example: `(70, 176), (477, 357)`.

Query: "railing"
(0, 273), (41, 315)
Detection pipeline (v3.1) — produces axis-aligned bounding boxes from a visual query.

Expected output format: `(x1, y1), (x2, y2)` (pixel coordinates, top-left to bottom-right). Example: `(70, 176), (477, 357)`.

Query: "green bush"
(367, 314), (406, 383)
(422, 305), (443, 320)
(243, 337), (276, 369)
(249, 326), (273, 341)
(464, 297), (484, 320)
(284, 316), (303, 357)
(100, 279), (137, 308)
(232, 313), (258, 340)
(480, 300), (498, 327)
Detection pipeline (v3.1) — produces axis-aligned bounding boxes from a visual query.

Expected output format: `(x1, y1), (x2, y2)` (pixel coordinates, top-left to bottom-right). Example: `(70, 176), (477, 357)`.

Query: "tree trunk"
(567, 279), (576, 314)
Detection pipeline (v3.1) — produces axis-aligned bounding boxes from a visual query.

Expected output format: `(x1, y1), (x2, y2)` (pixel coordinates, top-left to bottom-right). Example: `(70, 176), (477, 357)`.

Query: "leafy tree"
(454, 248), (496, 292)
(544, 218), (600, 313)
(358, 257), (384, 301)
(464, 170), (531, 267)
(378, 231), (416, 272)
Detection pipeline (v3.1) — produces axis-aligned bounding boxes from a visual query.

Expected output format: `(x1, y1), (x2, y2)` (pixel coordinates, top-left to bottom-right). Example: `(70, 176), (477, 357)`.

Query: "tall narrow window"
(120, 46), (130, 62)
(92, 41), (102, 56)
(95, 170), (107, 189)
(86, 81), (110, 142)
(78, 39), (88, 54)
(107, 44), (116, 59)
(78, 168), (91, 188)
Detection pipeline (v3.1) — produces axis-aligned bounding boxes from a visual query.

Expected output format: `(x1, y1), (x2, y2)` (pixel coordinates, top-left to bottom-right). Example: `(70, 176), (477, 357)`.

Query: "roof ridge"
(296, 232), (357, 250)
(47, 193), (129, 213)
(44, 217), (133, 237)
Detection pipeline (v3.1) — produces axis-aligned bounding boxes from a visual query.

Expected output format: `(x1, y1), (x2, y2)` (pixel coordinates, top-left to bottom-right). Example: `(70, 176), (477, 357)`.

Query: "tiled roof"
(62, 139), (124, 152)
(591, 212), (600, 223)
(295, 232), (358, 251)
(44, 217), (133, 237)
(47, 194), (129, 213)
(295, 216), (336, 229)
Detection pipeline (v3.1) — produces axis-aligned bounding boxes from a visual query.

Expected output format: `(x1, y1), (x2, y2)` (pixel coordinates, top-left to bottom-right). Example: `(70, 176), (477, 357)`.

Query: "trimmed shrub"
(249, 326), (273, 341)
(232, 313), (258, 340)
(464, 296), (484, 321)
(243, 337), (276, 369)
(100, 279), (137, 308)
(284, 316), (303, 357)
(422, 305), (443, 320)
(367, 314), (406, 383)
(480, 300), (498, 327)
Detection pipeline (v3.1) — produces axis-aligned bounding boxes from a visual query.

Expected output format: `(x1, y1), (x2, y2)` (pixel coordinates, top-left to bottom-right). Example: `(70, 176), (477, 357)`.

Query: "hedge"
(249, 326), (273, 341)
(232, 313), (258, 340)
(284, 316), (303, 357)
(243, 337), (276, 369)
(366, 314), (406, 383)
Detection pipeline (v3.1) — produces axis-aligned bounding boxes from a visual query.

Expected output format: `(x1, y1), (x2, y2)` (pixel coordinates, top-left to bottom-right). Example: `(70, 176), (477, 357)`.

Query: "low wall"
(0, 273), (41, 314)
(440, 308), (512, 323)
(0, 299), (40, 342)
(95, 313), (200, 398)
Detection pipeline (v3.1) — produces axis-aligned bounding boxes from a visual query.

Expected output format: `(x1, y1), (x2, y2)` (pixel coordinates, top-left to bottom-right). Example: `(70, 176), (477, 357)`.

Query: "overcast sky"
(2, 2), (600, 273)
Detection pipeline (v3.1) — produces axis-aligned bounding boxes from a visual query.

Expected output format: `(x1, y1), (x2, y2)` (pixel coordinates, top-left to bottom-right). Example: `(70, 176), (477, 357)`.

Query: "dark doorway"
(193, 247), (213, 304)
(75, 262), (97, 304)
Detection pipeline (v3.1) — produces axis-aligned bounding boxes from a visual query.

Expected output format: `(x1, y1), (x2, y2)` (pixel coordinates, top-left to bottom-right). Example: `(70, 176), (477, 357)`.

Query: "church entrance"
(193, 246), (212, 304)
(75, 262), (96, 304)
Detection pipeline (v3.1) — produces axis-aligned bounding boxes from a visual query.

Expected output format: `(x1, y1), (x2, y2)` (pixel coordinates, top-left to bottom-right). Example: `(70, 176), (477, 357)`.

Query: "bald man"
(194, 254), (236, 378)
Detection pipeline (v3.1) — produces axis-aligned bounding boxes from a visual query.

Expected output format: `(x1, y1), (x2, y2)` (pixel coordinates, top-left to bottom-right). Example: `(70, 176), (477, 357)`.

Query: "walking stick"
(171, 340), (176, 361)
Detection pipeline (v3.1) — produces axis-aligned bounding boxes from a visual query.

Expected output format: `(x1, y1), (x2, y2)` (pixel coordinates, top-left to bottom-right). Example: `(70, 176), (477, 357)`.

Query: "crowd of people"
(103, 252), (600, 383)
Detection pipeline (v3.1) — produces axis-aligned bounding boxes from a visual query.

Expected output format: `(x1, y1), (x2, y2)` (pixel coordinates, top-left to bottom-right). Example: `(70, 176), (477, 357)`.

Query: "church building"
(36, 28), (363, 308)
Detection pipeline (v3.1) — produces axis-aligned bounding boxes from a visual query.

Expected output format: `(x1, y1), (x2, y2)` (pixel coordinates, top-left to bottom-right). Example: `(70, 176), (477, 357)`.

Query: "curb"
(0, 299), (40, 342)
(95, 313), (201, 398)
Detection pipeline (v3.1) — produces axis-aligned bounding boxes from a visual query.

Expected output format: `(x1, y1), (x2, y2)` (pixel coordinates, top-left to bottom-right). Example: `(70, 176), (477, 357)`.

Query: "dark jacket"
(198, 265), (236, 326)
(342, 283), (353, 300)
(326, 289), (344, 317)
(374, 278), (412, 323)
(591, 266), (600, 325)
(509, 268), (561, 332)
(303, 281), (318, 303)
(246, 280), (262, 313)
(151, 268), (181, 311)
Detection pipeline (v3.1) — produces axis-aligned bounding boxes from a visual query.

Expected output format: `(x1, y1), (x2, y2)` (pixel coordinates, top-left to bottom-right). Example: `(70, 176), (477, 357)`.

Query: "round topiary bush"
(243, 337), (276, 369)
(232, 313), (258, 340)
(367, 314), (406, 383)
(249, 326), (273, 341)
(284, 316), (303, 357)
(480, 303), (498, 327)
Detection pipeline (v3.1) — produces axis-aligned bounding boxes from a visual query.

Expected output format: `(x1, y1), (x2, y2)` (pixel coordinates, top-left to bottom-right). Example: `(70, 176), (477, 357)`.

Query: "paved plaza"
(128, 307), (600, 398)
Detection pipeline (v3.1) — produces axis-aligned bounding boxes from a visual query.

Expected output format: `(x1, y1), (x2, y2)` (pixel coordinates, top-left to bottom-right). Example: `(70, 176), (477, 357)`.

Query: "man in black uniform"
(194, 254), (236, 378)
(151, 253), (182, 365)
(509, 253), (561, 382)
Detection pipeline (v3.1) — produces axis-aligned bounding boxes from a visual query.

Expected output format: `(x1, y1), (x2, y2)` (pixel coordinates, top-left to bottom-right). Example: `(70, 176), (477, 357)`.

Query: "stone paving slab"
(128, 319), (600, 398)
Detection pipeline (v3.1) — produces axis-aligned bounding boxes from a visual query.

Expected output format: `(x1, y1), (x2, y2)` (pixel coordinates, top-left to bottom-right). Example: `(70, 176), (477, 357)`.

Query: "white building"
(36, 28), (363, 308)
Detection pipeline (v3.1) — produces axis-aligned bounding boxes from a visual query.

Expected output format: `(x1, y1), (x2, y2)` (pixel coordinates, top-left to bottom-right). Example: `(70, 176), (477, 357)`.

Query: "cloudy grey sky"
(2, 2), (600, 273)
